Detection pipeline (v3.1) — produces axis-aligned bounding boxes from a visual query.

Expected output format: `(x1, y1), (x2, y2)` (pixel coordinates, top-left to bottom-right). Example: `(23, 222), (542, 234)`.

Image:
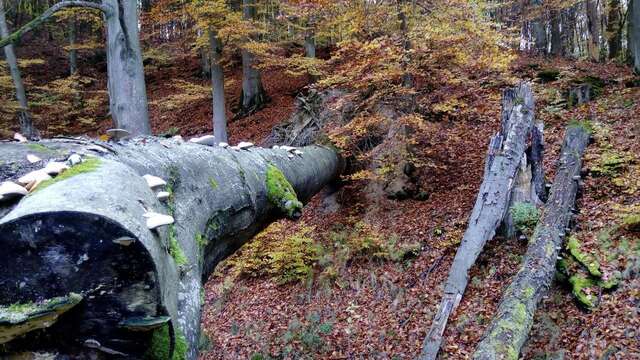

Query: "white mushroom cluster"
(0, 152), (79, 202)
(141, 174), (175, 230)
(272, 145), (304, 159)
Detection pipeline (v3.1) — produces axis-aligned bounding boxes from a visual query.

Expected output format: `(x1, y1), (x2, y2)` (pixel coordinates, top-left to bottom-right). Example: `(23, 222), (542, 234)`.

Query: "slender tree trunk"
(304, 27), (315, 58)
(586, 0), (601, 60)
(69, 15), (78, 75)
(397, 0), (413, 87)
(550, 9), (562, 56)
(104, 0), (151, 135)
(239, 0), (268, 116)
(0, 0), (37, 139)
(528, 0), (548, 54)
(606, 0), (622, 59)
(562, 5), (578, 57)
(473, 125), (590, 360)
(210, 29), (227, 144)
(630, 0), (640, 72)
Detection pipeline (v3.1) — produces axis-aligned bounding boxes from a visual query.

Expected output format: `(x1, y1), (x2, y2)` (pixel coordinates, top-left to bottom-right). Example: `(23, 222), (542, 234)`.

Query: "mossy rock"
(265, 164), (303, 219)
(622, 214), (640, 232)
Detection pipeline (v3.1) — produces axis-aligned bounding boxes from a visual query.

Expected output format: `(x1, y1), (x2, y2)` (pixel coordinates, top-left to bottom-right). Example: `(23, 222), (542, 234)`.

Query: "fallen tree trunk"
(0, 137), (340, 359)
(473, 124), (590, 359)
(419, 83), (536, 360)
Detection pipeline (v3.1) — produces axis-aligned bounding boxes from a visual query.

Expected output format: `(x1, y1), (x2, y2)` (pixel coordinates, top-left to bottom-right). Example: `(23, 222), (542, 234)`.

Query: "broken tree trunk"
(0, 137), (340, 359)
(418, 83), (536, 360)
(473, 124), (590, 360)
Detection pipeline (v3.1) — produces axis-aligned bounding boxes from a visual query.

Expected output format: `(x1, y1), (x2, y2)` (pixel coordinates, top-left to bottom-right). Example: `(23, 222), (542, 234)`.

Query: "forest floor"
(1, 41), (638, 359)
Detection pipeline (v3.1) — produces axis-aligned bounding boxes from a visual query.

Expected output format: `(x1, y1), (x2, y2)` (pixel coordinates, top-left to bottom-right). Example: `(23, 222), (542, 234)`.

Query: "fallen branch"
(418, 83), (536, 359)
(473, 124), (590, 359)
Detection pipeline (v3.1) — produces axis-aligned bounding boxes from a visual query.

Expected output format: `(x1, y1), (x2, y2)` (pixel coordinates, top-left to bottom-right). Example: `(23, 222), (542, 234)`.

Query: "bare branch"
(0, 1), (111, 49)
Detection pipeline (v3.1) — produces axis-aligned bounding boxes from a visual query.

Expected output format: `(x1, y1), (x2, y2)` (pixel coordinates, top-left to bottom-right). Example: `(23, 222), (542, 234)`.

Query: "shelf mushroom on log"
(0, 137), (340, 359)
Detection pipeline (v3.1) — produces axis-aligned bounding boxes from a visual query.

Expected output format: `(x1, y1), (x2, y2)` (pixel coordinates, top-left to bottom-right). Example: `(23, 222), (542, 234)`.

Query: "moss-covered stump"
(0, 137), (340, 359)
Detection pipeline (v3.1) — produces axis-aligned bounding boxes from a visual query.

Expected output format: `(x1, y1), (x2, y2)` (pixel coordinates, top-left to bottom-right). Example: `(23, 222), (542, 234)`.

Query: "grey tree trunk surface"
(0, 137), (340, 359)
(630, 0), (640, 73)
(473, 125), (590, 360)
(69, 16), (78, 75)
(0, 0), (152, 136)
(209, 30), (228, 144)
(304, 28), (315, 58)
(0, 0), (38, 139)
(239, 0), (268, 116)
(550, 10), (562, 56)
(528, 0), (547, 54)
(418, 83), (535, 360)
(606, 0), (622, 59)
(104, 0), (152, 136)
(586, 0), (601, 59)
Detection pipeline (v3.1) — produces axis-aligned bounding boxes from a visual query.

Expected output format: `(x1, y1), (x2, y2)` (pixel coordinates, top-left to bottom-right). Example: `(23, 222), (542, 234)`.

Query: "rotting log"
(0, 137), (340, 359)
(418, 83), (536, 360)
(473, 124), (590, 360)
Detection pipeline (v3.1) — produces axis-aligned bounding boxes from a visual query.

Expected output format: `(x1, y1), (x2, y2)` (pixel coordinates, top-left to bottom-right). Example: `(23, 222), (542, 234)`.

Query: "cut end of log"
(0, 211), (164, 356)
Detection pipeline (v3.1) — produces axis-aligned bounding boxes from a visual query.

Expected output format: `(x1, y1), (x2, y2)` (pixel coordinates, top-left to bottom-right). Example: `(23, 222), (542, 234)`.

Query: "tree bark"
(0, 0), (38, 139)
(528, 0), (547, 54)
(69, 15), (78, 75)
(104, 0), (151, 136)
(473, 125), (590, 360)
(630, 0), (640, 73)
(304, 27), (316, 58)
(0, 138), (340, 359)
(239, 0), (268, 116)
(210, 29), (228, 144)
(550, 9), (562, 56)
(606, 0), (622, 59)
(586, 0), (601, 60)
(418, 83), (536, 360)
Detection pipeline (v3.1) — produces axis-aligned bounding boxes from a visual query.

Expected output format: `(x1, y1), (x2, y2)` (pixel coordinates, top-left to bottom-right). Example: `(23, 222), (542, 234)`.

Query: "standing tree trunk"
(0, 139), (340, 359)
(210, 29), (227, 144)
(630, 0), (640, 73)
(103, 0), (151, 136)
(239, 0), (268, 116)
(69, 15), (78, 75)
(586, 0), (601, 60)
(528, 0), (548, 54)
(550, 9), (562, 56)
(0, 0), (153, 136)
(0, 0), (38, 139)
(304, 26), (315, 58)
(473, 124), (590, 360)
(419, 83), (536, 360)
(562, 4), (578, 57)
(606, 0), (622, 59)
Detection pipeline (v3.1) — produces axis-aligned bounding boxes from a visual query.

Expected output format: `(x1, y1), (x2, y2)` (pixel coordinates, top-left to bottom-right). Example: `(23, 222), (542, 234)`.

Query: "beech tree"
(631, 0), (640, 73)
(239, 0), (268, 115)
(0, 0), (38, 138)
(0, 0), (152, 136)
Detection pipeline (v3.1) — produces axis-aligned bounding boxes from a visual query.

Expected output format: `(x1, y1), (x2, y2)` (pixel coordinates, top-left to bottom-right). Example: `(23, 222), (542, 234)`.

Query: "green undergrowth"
(145, 323), (188, 360)
(222, 220), (420, 287)
(265, 164), (303, 218)
(34, 157), (101, 193)
(510, 202), (539, 236)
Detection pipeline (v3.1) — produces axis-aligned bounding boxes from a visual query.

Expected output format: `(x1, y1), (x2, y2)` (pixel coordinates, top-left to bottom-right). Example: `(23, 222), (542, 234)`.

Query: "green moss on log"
(566, 236), (602, 277)
(168, 226), (187, 266)
(265, 164), (303, 218)
(569, 275), (596, 309)
(34, 157), (101, 193)
(144, 323), (188, 360)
